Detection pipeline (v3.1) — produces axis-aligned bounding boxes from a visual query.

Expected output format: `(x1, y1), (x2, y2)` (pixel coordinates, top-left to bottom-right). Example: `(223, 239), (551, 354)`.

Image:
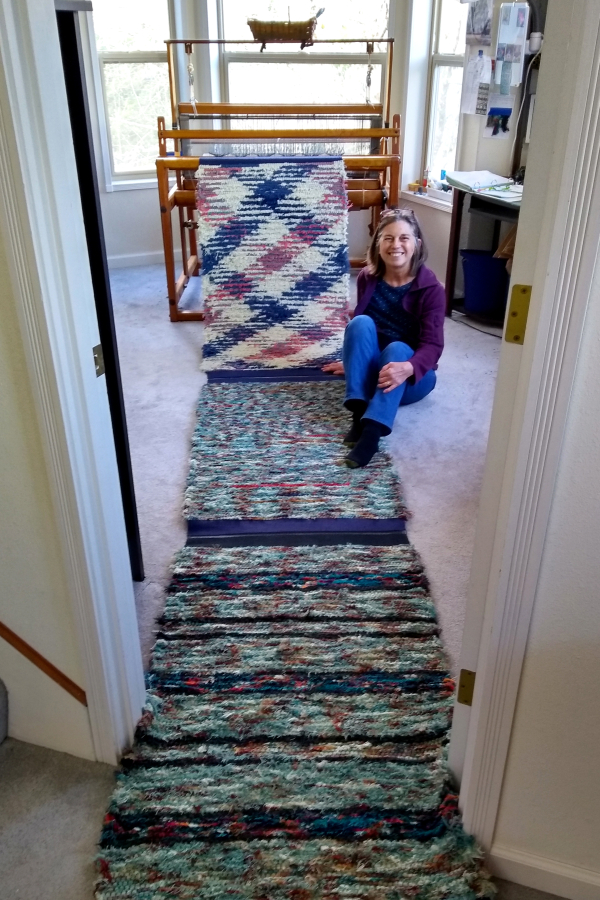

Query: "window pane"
(223, 0), (389, 50)
(228, 62), (382, 103)
(103, 63), (170, 173)
(93, 0), (169, 52)
(438, 0), (468, 55)
(428, 65), (463, 180)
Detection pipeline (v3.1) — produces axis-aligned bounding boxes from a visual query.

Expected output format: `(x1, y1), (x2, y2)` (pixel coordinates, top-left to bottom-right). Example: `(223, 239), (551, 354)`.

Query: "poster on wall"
(466, 0), (493, 45)
(483, 94), (514, 139)
(495, 2), (530, 87)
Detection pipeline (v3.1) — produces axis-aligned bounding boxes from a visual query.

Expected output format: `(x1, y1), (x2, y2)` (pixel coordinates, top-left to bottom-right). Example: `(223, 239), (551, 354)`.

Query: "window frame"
(97, 50), (169, 180)
(86, 3), (174, 190)
(216, 0), (389, 107)
(422, 0), (466, 182)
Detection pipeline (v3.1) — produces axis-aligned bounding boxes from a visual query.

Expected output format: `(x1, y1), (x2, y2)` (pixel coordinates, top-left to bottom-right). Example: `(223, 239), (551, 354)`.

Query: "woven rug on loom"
(196, 158), (350, 370)
(96, 543), (494, 899)
(183, 380), (410, 521)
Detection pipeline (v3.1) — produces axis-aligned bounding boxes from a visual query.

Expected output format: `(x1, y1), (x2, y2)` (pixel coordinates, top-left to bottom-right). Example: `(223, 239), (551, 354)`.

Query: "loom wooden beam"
(178, 102), (384, 116)
(159, 127), (399, 141)
(166, 38), (394, 45)
(156, 156), (400, 172)
(157, 160), (180, 321)
(348, 189), (385, 209)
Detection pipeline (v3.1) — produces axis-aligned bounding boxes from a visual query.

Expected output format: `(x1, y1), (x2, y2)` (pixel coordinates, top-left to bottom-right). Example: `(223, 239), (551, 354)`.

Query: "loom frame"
(156, 38), (401, 322)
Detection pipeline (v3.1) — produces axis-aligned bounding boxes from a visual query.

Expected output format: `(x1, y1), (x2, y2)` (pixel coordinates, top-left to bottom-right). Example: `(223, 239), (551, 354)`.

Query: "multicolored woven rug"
(184, 380), (410, 522)
(96, 543), (494, 899)
(196, 158), (350, 370)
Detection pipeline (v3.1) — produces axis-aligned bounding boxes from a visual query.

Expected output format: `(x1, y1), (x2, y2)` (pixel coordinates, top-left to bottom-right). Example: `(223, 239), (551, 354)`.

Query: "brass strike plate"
(505, 284), (532, 345)
(93, 343), (105, 377)
(457, 669), (476, 706)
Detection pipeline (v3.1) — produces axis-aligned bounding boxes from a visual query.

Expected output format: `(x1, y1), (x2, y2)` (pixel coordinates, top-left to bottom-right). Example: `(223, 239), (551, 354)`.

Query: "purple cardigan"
(353, 265), (446, 384)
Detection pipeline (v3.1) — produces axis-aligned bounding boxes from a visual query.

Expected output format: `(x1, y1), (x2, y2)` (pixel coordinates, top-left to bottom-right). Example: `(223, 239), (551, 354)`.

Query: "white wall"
(0, 236), (95, 760)
(101, 187), (166, 269)
(491, 258), (600, 888)
(450, 2), (600, 892)
(399, 195), (451, 284)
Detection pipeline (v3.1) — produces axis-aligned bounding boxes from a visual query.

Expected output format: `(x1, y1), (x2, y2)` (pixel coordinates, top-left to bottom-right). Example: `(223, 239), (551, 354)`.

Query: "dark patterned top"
(365, 279), (420, 350)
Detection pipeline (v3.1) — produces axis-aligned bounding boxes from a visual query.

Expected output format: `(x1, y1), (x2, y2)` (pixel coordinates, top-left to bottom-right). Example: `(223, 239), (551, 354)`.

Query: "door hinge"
(505, 284), (532, 345)
(93, 343), (105, 377)
(457, 669), (476, 706)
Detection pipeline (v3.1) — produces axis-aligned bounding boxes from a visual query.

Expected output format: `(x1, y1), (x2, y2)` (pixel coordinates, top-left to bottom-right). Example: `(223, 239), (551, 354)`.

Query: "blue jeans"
(343, 315), (436, 434)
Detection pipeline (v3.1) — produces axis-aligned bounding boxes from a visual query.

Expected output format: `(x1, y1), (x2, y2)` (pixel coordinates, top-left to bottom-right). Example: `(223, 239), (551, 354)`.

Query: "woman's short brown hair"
(366, 208), (428, 279)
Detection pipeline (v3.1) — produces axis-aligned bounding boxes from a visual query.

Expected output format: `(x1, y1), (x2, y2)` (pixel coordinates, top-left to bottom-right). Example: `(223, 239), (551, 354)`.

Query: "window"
(219, 1), (390, 106)
(92, 0), (172, 178)
(425, 0), (468, 181)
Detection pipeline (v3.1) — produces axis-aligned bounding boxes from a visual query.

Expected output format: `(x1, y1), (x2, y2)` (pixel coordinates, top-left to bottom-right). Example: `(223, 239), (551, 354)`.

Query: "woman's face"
(378, 220), (418, 276)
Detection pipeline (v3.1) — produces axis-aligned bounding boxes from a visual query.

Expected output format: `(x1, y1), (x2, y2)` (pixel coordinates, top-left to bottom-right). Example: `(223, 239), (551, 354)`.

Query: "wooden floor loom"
(156, 39), (402, 322)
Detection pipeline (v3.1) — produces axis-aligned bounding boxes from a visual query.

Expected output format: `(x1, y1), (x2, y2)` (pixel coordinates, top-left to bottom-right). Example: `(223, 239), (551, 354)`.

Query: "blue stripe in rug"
(207, 367), (344, 383)
(186, 517), (408, 548)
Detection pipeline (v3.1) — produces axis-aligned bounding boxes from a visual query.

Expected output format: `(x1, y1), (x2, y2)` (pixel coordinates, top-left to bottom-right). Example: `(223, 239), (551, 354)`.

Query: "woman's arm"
(409, 283), (445, 382)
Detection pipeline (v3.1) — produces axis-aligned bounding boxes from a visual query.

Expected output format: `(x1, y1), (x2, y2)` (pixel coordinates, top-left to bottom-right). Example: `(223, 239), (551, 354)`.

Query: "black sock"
(343, 409), (365, 446)
(343, 400), (368, 447)
(345, 419), (386, 468)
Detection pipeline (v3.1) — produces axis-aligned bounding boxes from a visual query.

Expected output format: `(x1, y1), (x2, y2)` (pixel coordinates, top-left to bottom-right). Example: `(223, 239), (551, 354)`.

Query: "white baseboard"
(107, 250), (181, 269)
(490, 844), (600, 900)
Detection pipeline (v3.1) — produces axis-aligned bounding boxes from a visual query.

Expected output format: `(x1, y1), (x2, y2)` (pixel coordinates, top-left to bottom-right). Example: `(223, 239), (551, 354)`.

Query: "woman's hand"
(378, 361), (414, 393)
(322, 360), (345, 375)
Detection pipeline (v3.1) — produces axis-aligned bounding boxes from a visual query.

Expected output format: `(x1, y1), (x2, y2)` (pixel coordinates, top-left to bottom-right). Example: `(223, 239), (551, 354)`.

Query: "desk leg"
(445, 189), (465, 317)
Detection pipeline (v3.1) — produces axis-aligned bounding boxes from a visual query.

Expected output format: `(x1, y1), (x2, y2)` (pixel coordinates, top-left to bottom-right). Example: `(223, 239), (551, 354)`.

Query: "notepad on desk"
(445, 170), (522, 204)
(446, 170), (513, 191)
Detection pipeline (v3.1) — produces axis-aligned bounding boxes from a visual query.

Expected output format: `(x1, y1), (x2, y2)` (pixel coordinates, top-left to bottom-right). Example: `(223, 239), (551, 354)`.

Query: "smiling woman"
(323, 209), (446, 468)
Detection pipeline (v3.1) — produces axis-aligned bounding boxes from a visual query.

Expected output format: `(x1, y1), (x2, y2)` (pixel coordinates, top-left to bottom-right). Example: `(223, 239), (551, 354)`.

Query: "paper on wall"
(461, 50), (492, 115)
(466, 0), (493, 45)
(495, 2), (529, 87)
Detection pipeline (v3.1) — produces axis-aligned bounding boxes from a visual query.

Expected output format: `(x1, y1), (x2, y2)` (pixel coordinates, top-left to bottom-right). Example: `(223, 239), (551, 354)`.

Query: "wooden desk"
(444, 187), (520, 316)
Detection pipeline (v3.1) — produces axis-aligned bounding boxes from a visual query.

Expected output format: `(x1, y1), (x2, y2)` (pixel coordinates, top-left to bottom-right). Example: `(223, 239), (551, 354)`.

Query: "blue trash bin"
(460, 249), (509, 319)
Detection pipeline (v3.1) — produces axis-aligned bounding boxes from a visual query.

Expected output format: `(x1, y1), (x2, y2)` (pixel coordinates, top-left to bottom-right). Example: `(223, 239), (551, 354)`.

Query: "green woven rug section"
(96, 544), (494, 899)
(184, 381), (410, 520)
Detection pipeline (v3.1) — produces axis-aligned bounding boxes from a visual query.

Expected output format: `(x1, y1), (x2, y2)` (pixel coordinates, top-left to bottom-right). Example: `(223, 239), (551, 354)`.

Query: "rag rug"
(184, 380), (410, 522)
(196, 158), (350, 370)
(96, 543), (494, 899)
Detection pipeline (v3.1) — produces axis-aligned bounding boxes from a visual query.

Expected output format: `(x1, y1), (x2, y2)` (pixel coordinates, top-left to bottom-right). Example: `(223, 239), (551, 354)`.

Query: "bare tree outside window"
(93, 0), (171, 176)
(425, 0), (468, 180)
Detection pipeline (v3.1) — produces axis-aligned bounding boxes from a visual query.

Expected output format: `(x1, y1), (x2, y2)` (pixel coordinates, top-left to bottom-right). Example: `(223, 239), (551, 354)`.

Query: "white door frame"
(0, 0), (598, 831)
(0, 0), (145, 764)
(450, 0), (600, 853)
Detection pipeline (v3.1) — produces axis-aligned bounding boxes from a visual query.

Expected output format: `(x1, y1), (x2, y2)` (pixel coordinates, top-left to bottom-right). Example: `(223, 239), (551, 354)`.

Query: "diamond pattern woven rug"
(184, 381), (410, 521)
(96, 544), (494, 899)
(196, 158), (350, 370)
